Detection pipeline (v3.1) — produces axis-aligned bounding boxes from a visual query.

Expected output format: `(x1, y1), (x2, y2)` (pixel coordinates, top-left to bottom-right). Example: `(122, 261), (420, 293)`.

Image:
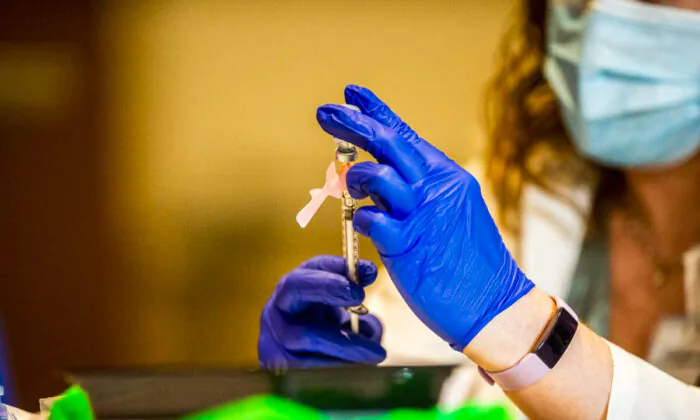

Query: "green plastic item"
(44, 386), (513, 420)
(384, 404), (512, 420)
(181, 395), (513, 420)
(48, 385), (94, 420)
(181, 394), (325, 420)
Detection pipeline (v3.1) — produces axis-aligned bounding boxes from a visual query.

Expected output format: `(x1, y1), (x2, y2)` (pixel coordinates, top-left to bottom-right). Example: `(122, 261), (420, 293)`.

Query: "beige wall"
(101, 0), (513, 367)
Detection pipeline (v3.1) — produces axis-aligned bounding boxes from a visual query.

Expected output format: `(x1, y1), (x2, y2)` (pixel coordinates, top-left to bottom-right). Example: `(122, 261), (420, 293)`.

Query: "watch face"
(535, 308), (579, 369)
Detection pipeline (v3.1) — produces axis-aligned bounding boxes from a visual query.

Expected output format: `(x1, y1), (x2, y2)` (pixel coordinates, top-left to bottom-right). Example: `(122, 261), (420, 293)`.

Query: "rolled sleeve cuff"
(606, 340), (700, 420)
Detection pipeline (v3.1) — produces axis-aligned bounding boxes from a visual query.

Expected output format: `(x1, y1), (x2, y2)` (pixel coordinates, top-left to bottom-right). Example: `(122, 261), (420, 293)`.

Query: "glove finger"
(354, 206), (408, 256)
(298, 255), (378, 287)
(316, 104), (426, 184)
(281, 323), (386, 365)
(259, 310), (355, 370)
(346, 162), (418, 220)
(275, 268), (365, 316)
(359, 315), (384, 343)
(344, 84), (445, 162)
(260, 347), (372, 370)
(258, 315), (289, 369)
(339, 312), (383, 343)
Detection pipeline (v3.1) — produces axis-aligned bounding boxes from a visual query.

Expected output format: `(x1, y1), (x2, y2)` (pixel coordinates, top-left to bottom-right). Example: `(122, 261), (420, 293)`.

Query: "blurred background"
(0, 0), (512, 408)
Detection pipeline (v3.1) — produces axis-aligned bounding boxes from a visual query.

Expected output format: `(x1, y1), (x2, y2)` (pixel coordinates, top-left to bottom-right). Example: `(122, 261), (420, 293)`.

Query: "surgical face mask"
(544, 0), (700, 168)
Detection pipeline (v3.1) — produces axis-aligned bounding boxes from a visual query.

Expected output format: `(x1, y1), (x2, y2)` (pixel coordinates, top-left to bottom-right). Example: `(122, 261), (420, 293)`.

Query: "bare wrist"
(464, 287), (555, 371)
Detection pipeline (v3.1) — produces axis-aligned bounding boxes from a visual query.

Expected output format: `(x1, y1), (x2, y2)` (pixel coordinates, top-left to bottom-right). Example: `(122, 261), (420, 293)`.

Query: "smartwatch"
(478, 296), (579, 391)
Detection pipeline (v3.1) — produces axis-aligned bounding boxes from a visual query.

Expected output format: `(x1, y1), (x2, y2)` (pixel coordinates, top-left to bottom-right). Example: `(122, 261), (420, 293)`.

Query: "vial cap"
(333, 104), (361, 153)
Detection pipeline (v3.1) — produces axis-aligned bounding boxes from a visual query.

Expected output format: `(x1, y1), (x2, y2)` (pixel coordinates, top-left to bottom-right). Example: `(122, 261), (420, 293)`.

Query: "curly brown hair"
(484, 0), (624, 237)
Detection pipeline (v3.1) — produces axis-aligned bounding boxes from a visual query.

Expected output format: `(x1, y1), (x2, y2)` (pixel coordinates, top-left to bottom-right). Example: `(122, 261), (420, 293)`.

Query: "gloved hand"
(316, 85), (534, 351)
(258, 255), (386, 369)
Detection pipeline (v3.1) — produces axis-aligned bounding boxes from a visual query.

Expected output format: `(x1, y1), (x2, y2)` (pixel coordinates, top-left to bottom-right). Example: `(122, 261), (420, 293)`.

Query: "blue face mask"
(544, 0), (700, 168)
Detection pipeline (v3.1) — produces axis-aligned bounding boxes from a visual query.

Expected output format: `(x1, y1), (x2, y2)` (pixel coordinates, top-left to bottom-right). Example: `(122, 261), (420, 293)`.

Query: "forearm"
(465, 288), (613, 419)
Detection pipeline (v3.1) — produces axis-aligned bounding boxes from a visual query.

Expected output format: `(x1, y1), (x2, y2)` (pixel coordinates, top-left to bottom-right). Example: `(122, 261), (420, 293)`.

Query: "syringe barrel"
(342, 193), (359, 284)
(341, 189), (368, 316)
(335, 103), (367, 317)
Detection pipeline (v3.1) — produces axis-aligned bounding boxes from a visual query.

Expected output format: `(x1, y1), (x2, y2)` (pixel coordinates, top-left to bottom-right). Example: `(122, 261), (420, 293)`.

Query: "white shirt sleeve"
(607, 341), (700, 420)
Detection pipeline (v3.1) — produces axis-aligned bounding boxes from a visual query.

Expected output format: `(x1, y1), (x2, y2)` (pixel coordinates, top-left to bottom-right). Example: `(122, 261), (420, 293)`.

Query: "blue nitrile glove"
(0, 321), (12, 404)
(258, 255), (386, 369)
(316, 85), (534, 351)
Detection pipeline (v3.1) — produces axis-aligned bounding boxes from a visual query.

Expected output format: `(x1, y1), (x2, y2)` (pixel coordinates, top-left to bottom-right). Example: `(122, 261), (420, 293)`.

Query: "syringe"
(335, 104), (368, 335)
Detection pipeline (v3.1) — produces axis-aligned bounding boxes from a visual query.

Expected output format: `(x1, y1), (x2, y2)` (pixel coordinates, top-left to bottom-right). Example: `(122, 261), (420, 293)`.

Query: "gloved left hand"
(316, 85), (534, 351)
(258, 255), (386, 370)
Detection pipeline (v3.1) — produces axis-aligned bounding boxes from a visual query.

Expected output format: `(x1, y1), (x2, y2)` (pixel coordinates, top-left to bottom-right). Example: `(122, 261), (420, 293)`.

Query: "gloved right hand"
(258, 255), (386, 370)
(316, 85), (535, 352)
